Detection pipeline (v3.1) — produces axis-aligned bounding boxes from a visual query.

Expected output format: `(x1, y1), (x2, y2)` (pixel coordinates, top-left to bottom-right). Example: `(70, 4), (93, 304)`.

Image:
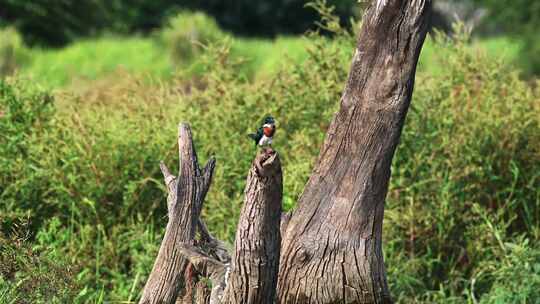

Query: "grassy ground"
(18, 36), (172, 88)
(12, 36), (313, 89)
(9, 26), (521, 89)
(1, 12), (539, 304)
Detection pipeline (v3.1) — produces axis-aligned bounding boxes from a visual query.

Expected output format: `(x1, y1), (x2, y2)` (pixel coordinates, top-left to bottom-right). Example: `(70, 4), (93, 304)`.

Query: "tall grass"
(1, 15), (539, 304)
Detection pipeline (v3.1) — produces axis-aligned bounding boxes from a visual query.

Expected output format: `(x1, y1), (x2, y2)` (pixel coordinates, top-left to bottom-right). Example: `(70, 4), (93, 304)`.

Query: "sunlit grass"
(14, 31), (523, 89)
(18, 36), (172, 88)
(417, 35), (520, 76)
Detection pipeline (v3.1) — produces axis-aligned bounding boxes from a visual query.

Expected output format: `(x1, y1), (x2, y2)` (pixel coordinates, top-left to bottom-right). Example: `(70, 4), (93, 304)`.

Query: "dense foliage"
(473, 0), (540, 75)
(160, 11), (227, 64)
(0, 0), (358, 46)
(1, 9), (539, 304)
(475, 0), (540, 33)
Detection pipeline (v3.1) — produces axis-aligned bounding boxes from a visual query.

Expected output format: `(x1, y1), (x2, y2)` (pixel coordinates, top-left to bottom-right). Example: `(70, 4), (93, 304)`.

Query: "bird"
(248, 116), (276, 147)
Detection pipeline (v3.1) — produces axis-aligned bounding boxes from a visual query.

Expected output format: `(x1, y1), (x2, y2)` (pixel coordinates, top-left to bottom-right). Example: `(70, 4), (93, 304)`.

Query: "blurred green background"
(1, 0), (539, 303)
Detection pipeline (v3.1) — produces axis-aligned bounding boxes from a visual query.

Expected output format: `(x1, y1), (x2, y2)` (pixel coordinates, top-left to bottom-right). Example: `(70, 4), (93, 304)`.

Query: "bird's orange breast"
(263, 126), (275, 137)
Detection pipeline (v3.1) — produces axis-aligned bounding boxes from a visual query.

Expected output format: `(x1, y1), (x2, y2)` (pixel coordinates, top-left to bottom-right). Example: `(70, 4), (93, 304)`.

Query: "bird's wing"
(248, 128), (263, 145)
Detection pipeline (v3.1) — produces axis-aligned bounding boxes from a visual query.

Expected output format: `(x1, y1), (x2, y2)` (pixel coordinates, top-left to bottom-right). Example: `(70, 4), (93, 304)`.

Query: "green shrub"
(161, 11), (227, 64)
(479, 238), (540, 303)
(385, 29), (540, 302)
(0, 229), (78, 303)
(518, 31), (540, 76)
(18, 36), (172, 88)
(473, 0), (540, 75)
(0, 0), (119, 46)
(0, 0), (358, 46)
(0, 78), (55, 233)
(0, 28), (29, 77)
(188, 0), (359, 38)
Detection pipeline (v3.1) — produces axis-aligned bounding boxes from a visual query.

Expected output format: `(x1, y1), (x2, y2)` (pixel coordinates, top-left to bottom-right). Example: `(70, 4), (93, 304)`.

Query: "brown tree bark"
(277, 1), (431, 303)
(139, 124), (216, 304)
(221, 149), (283, 304)
(139, 1), (431, 303)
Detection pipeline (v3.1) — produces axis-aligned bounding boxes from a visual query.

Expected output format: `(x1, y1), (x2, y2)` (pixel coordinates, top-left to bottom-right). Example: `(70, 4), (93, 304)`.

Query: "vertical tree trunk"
(221, 149), (283, 304)
(139, 124), (215, 304)
(277, 1), (431, 303)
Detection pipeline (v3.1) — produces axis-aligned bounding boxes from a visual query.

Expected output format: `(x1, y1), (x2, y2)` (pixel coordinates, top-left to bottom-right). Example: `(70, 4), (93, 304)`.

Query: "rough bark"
(277, 1), (431, 303)
(139, 124), (216, 304)
(221, 149), (283, 304)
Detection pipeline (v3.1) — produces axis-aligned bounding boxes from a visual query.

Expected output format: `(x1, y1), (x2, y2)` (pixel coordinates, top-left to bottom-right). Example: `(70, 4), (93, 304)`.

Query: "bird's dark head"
(263, 116), (275, 126)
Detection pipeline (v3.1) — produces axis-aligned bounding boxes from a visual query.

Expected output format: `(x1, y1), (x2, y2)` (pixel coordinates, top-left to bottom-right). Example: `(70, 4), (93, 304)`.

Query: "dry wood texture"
(221, 149), (283, 304)
(139, 124), (215, 304)
(277, 1), (431, 303)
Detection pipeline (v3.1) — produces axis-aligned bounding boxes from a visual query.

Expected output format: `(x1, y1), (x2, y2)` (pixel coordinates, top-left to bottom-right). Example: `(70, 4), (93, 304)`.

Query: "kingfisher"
(248, 116), (276, 147)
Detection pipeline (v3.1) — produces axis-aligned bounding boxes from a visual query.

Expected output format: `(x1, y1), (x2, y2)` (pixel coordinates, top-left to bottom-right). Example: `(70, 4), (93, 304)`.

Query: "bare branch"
(196, 157), (216, 214)
(160, 161), (176, 187)
(202, 157), (216, 189)
(160, 161), (177, 213)
(197, 219), (231, 264)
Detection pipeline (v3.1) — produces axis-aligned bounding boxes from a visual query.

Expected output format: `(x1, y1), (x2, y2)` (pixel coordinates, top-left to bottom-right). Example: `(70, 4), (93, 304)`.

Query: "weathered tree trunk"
(277, 1), (431, 303)
(221, 149), (282, 304)
(139, 124), (215, 304)
(139, 1), (431, 303)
